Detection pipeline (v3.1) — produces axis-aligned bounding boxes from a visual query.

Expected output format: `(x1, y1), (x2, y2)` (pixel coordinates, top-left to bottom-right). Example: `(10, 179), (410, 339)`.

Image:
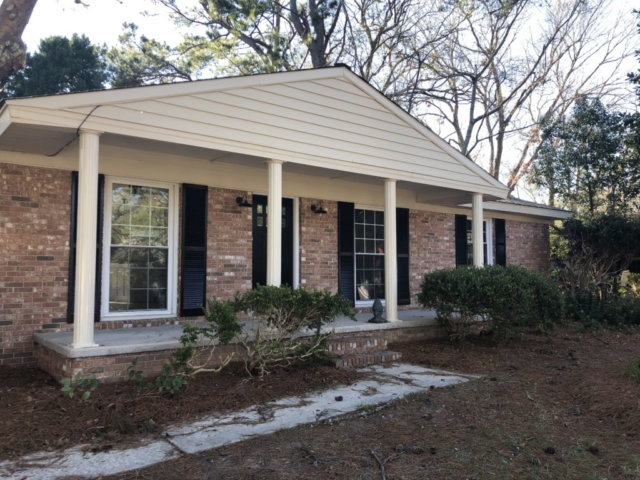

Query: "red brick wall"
(506, 220), (550, 272)
(0, 164), (73, 366)
(206, 188), (253, 301)
(409, 211), (456, 306)
(300, 198), (338, 292)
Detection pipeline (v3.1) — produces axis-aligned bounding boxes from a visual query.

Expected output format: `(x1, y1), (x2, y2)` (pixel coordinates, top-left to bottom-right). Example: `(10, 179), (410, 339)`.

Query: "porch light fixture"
(310, 200), (327, 215)
(236, 193), (253, 208)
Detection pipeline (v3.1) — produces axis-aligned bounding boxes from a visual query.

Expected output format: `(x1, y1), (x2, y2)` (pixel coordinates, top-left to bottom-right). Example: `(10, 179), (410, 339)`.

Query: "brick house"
(0, 67), (570, 380)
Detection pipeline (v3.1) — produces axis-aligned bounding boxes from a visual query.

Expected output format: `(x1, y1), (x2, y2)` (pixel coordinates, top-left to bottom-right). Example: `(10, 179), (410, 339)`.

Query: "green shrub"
(567, 288), (640, 328)
(626, 357), (640, 383)
(60, 372), (99, 401)
(418, 265), (564, 340)
(238, 285), (354, 376)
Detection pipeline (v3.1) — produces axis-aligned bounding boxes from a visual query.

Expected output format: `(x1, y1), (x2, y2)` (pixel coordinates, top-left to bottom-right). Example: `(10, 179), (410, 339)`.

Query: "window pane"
(130, 206), (150, 226)
(355, 224), (364, 239)
(111, 204), (130, 225)
(366, 240), (375, 254)
(111, 225), (130, 245)
(365, 225), (374, 239)
(150, 208), (169, 227)
(356, 239), (365, 253)
(149, 269), (167, 289)
(130, 186), (151, 206)
(375, 226), (384, 240)
(149, 227), (168, 247)
(375, 211), (384, 224)
(149, 249), (168, 268)
(112, 184), (131, 205)
(148, 289), (167, 309)
(129, 289), (148, 310)
(365, 210), (374, 224)
(151, 188), (169, 208)
(355, 209), (365, 223)
(131, 226), (151, 246)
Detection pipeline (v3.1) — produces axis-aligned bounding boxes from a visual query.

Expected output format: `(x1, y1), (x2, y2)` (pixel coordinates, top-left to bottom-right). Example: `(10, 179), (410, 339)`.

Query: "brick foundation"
(34, 324), (444, 383)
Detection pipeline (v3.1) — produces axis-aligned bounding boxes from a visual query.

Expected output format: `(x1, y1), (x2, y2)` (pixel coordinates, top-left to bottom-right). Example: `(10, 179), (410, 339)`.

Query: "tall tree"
(406, 0), (636, 191)
(0, 0), (38, 79)
(531, 96), (640, 214)
(1, 34), (110, 97)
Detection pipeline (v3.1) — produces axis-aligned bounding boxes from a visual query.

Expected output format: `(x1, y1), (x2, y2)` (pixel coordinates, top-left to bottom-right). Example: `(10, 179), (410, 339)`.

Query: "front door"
(252, 195), (294, 288)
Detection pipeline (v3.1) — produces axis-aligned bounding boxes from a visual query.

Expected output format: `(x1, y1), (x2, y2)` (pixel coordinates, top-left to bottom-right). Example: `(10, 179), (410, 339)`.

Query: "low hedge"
(417, 265), (564, 340)
(566, 288), (640, 328)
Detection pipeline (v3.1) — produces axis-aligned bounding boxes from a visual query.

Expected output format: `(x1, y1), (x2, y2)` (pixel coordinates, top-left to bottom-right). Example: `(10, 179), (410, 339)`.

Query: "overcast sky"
(22, 1), (184, 51)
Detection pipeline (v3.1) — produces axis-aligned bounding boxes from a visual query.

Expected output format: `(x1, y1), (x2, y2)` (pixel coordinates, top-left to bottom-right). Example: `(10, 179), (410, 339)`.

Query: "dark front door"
(252, 195), (294, 288)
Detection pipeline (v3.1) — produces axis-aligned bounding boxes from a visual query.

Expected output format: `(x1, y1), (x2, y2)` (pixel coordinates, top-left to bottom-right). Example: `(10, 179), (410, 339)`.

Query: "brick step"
(333, 350), (402, 369)
(328, 336), (388, 355)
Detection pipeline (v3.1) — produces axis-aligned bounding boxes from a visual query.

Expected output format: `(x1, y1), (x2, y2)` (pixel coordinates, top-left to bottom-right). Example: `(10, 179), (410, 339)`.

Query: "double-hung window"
(355, 208), (385, 302)
(102, 178), (178, 319)
(466, 219), (493, 265)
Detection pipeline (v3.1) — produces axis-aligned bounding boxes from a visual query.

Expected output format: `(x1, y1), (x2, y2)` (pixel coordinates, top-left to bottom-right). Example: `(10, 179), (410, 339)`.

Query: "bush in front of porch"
(418, 265), (564, 340)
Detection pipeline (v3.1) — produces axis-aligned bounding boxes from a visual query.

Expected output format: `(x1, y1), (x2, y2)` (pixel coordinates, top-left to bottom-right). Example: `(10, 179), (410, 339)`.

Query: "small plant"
(626, 357), (640, 383)
(60, 372), (99, 401)
(128, 357), (188, 395)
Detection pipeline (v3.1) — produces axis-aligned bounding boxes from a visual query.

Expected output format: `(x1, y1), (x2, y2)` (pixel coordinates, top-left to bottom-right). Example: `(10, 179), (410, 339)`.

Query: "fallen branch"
(369, 449), (401, 480)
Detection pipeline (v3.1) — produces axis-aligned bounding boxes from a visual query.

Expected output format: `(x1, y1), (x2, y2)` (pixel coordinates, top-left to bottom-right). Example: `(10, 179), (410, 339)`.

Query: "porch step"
(328, 336), (387, 355)
(333, 350), (402, 369)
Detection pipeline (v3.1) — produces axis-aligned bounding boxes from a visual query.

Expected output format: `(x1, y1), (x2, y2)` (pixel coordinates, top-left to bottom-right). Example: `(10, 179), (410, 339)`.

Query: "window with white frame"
(466, 219), (493, 265)
(355, 208), (385, 302)
(103, 178), (177, 317)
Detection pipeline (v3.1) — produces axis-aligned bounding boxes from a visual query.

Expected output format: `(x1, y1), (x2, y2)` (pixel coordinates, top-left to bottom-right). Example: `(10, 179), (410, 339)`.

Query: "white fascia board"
(341, 69), (509, 198)
(4, 69), (348, 110)
(474, 201), (572, 220)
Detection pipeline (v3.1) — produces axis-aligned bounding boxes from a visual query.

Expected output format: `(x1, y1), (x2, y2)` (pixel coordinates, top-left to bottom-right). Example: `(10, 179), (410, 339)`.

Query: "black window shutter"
(455, 214), (468, 267)
(396, 207), (411, 305)
(180, 184), (208, 317)
(67, 171), (104, 323)
(337, 202), (355, 304)
(495, 218), (506, 266)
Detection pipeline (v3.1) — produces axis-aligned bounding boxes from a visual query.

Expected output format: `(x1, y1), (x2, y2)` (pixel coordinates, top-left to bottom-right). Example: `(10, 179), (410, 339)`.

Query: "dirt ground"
(105, 325), (640, 480)
(0, 361), (362, 460)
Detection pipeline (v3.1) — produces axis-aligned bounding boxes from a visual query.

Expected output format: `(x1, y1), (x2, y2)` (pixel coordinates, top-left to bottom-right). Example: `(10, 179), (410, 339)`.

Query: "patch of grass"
(626, 356), (640, 383)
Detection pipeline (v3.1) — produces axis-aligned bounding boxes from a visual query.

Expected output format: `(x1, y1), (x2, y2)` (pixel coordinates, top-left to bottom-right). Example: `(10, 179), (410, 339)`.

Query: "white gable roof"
(1, 67), (508, 198)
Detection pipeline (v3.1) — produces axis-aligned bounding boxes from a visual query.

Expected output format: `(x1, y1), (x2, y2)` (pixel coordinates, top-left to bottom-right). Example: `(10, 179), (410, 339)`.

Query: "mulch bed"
(0, 362), (363, 460)
(106, 325), (640, 480)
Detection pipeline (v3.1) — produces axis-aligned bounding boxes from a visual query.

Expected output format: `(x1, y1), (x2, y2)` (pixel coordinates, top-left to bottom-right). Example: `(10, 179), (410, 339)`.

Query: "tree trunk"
(0, 0), (37, 80)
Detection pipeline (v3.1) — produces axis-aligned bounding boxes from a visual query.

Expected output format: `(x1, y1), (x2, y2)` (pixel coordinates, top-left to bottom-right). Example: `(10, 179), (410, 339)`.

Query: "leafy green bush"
(567, 288), (640, 328)
(238, 285), (354, 376)
(627, 357), (640, 383)
(418, 265), (564, 340)
(60, 372), (99, 401)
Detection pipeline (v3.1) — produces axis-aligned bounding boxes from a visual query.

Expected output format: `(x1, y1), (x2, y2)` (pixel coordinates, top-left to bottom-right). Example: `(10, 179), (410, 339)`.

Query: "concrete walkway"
(0, 363), (478, 480)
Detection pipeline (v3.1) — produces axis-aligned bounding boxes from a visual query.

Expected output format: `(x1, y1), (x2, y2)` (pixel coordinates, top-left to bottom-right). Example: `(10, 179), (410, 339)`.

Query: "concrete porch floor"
(34, 309), (438, 359)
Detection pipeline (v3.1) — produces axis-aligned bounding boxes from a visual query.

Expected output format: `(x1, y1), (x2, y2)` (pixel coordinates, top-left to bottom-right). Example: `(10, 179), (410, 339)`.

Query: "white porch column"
(472, 193), (484, 267)
(71, 129), (102, 348)
(384, 179), (399, 322)
(266, 160), (283, 286)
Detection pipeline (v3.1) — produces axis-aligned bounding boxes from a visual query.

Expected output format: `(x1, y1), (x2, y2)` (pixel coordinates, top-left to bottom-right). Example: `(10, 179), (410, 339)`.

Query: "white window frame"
(466, 218), (494, 266)
(100, 176), (179, 321)
(354, 204), (386, 308)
